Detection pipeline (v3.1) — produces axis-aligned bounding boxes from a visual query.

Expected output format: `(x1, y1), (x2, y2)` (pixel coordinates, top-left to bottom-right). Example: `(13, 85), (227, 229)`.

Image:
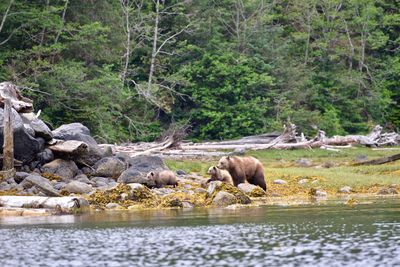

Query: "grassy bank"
(166, 147), (400, 197)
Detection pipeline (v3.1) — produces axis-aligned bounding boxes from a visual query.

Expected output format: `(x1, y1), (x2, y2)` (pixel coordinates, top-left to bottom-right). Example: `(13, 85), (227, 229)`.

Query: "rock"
(128, 155), (167, 173)
(117, 168), (156, 187)
(212, 191), (237, 207)
(339, 186), (352, 194)
(207, 181), (223, 196)
(52, 123), (103, 165)
(322, 161), (334, 168)
(296, 158), (312, 167)
(273, 179), (287, 185)
(0, 108), (42, 163)
(94, 181), (108, 188)
(62, 181), (93, 194)
(151, 188), (175, 196)
(194, 188), (207, 194)
(232, 147), (246, 155)
(75, 174), (91, 184)
(41, 159), (79, 180)
(238, 183), (266, 197)
(120, 193), (129, 201)
(298, 179), (308, 185)
(81, 167), (93, 175)
(310, 188), (328, 198)
(355, 155), (368, 162)
(102, 146), (113, 157)
(20, 112), (53, 141)
(23, 174), (61, 196)
(182, 202), (194, 209)
(36, 148), (54, 165)
(115, 152), (130, 163)
(176, 169), (186, 175)
(15, 172), (30, 183)
(377, 188), (398, 195)
(127, 183), (146, 191)
(93, 157), (126, 178)
(0, 182), (12, 191)
(127, 183), (154, 201)
(53, 182), (67, 190)
(105, 203), (123, 210)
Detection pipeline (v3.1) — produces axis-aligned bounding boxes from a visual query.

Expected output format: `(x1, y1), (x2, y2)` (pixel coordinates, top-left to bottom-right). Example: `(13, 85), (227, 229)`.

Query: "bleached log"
(0, 196), (89, 211)
(354, 153), (400, 166)
(0, 82), (33, 112)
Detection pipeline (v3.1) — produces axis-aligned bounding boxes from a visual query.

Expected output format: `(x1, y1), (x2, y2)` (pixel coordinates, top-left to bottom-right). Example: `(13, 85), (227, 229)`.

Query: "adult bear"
(217, 156), (266, 191)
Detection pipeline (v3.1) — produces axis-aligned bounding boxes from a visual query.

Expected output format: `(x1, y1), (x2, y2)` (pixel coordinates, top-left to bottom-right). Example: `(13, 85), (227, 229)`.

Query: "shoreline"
(1, 193), (398, 218)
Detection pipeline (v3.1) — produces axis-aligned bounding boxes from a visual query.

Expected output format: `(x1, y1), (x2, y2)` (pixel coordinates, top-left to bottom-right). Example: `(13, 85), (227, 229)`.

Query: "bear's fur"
(206, 166), (233, 185)
(217, 156), (266, 191)
(146, 170), (178, 188)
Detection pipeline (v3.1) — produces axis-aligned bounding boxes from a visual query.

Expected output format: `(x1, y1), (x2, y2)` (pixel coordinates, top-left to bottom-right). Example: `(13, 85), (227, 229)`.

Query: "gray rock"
(339, 186), (352, 194)
(273, 179), (287, 185)
(237, 183), (265, 195)
(296, 158), (312, 167)
(212, 191), (237, 206)
(75, 174), (91, 184)
(117, 167), (156, 187)
(182, 202), (194, 209)
(102, 146), (113, 157)
(94, 181), (108, 188)
(120, 193), (129, 201)
(93, 157), (126, 178)
(36, 148), (54, 165)
(355, 155), (368, 162)
(232, 147), (246, 155)
(378, 188), (398, 195)
(313, 190), (328, 198)
(127, 183), (146, 191)
(53, 182), (67, 190)
(20, 112), (53, 141)
(23, 174), (61, 196)
(62, 181), (93, 194)
(128, 155), (167, 173)
(15, 172), (30, 183)
(105, 203), (123, 210)
(298, 179), (309, 185)
(0, 182), (12, 191)
(194, 188), (208, 194)
(0, 108), (42, 163)
(176, 169), (186, 175)
(52, 123), (104, 165)
(41, 159), (79, 180)
(81, 167), (93, 175)
(207, 181), (223, 196)
(151, 188), (175, 196)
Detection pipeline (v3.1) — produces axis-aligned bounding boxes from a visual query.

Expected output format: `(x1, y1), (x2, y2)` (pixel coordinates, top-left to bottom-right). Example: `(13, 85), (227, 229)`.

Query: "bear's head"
(217, 156), (230, 170)
(207, 166), (218, 175)
(146, 171), (156, 182)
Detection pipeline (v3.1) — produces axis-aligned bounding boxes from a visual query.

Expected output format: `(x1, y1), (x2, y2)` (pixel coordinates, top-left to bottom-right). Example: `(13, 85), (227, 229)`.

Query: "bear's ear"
(213, 166), (217, 170)
(150, 171), (154, 176)
(226, 156), (230, 160)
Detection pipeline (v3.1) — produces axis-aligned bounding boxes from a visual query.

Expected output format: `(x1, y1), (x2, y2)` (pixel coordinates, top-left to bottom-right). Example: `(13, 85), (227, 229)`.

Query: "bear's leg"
(251, 168), (267, 191)
(232, 169), (246, 187)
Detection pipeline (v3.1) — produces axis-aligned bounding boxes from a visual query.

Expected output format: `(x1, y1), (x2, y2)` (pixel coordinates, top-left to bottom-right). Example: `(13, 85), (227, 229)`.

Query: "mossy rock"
(41, 172), (63, 181)
(208, 183), (251, 205)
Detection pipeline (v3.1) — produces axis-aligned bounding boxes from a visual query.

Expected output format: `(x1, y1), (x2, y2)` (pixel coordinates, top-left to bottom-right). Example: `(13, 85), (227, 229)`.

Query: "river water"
(1, 198), (399, 267)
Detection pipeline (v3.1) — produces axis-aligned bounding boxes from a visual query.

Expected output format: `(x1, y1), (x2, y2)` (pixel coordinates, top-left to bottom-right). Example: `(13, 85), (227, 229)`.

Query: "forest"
(0, 0), (399, 143)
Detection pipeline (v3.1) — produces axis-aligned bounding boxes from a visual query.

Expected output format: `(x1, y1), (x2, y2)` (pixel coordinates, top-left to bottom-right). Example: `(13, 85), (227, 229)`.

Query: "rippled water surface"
(1, 198), (400, 267)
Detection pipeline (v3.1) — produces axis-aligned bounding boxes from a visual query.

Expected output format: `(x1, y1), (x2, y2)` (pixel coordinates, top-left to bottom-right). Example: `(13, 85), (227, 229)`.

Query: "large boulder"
(117, 168), (156, 187)
(52, 123), (103, 165)
(237, 183), (266, 197)
(93, 157), (126, 178)
(62, 181), (93, 194)
(20, 112), (53, 141)
(41, 159), (79, 180)
(23, 174), (61, 197)
(128, 155), (167, 173)
(212, 191), (237, 207)
(0, 108), (43, 163)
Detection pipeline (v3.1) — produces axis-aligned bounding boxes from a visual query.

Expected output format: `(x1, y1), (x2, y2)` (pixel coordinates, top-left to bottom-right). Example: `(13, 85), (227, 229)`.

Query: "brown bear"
(217, 156), (266, 191)
(206, 166), (233, 185)
(146, 170), (178, 188)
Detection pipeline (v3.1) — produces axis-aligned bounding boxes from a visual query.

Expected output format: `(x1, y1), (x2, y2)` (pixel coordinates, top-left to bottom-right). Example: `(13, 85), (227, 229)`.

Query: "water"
(1, 198), (399, 267)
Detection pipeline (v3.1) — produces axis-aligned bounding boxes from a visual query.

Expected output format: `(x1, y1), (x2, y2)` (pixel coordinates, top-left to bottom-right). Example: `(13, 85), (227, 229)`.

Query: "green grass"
(166, 147), (400, 195)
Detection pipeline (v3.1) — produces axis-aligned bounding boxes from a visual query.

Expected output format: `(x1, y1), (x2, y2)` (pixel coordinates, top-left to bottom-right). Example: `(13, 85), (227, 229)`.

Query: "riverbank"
(1, 146), (399, 217)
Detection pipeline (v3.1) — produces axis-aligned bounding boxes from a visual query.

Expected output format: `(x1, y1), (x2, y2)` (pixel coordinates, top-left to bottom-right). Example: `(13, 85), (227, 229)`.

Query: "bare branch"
(0, 0), (14, 34)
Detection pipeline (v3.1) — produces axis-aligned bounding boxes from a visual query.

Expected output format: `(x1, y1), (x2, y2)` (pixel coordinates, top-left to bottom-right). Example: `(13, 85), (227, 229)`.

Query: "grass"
(166, 146), (400, 197)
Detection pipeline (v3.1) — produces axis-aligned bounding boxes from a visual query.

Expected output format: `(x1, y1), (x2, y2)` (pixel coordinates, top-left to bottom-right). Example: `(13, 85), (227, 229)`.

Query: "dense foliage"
(0, 0), (398, 142)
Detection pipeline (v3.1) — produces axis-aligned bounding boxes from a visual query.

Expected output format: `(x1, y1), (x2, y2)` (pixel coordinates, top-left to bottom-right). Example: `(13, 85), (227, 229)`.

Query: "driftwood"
(354, 153), (400, 166)
(2, 98), (14, 180)
(0, 196), (89, 211)
(0, 82), (33, 113)
(106, 124), (399, 159)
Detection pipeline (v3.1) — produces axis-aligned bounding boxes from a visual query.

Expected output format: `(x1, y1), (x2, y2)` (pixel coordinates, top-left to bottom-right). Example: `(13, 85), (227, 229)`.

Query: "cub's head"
(146, 171), (156, 180)
(217, 156), (230, 170)
(207, 166), (218, 175)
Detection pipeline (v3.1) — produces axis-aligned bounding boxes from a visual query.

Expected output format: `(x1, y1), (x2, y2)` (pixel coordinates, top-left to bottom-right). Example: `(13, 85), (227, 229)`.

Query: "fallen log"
(0, 82), (33, 113)
(353, 153), (400, 166)
(0, 196), (89, 212)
